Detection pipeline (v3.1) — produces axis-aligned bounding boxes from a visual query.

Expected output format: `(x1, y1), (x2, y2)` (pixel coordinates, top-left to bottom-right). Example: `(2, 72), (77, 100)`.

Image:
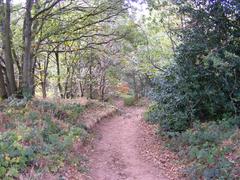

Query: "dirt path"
(85, 101), (168, 180)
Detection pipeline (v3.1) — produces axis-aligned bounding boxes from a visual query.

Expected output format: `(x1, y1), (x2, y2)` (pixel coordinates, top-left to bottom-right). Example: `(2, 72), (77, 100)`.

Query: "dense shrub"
(34, 100), (57, 113)
(31, 100), (84, 123)
(148, 51), (240, 133)
(147, 1), (240, 179)
(122, 95), (135, 106)
(0, 99), (88, 178)
(0, 131), (35, 178)
(148, 0), (240, 133)
(59, 103), (84, 123)
(42, 116), (62, 144)
(166, 122), (238, 179)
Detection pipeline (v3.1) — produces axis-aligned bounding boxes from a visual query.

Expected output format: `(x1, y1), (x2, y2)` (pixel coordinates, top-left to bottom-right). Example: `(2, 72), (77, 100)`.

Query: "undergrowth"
(0, 99), (88, 179)
(121, 94), (135, 106)
(146, 108), (240, 179)
(166, 121), (239, 179)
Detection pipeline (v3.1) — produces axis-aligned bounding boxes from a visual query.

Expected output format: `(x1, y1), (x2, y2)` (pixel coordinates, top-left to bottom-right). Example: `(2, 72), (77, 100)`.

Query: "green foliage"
(22, 88), (33, 100)
(147, 0), (240, 179)
(144, 104), (161, 123)
(69, 126), (89, 141)
(27, 111), (40, 122)
(0, 99), (89, 178)
(122, 95), (135, 106)
(46, 154), (65, 173)
(0, 131), (35, 178)
(32, 100), (84, 123)
(33, 100), (57, 113)
(148, 0), (240, 132)
(149, 51), (240, 133)
(166, 122), (238, 179)
(42, 116), (62, 144)
(59, 103), (84, 123)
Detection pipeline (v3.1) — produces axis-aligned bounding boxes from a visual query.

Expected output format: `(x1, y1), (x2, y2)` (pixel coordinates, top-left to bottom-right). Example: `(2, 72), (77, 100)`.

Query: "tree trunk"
(89, 40), (94, 99)
(132, 73), (139, 100)
(12, 48), (22, 89)
(38, 61), (44, 98)
(89, 63), (93, 99)
(1, 0), (16, 96)
(100, 72), (106, 101)
(69, 65), (75, 98)
(22, 0), (33, 97)
(79, 81), (84, 97)
(0, 64), (7, 99)
(43, 55), (49, 98)
(55, 51), (63, 98)
(64, 67), (70, 98)
(39, 53), (49, 98)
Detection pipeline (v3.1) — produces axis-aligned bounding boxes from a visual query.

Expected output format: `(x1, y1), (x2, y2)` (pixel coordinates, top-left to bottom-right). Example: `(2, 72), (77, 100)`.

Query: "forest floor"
(0, 98), (184, 179)
(82, 100), (184, 180)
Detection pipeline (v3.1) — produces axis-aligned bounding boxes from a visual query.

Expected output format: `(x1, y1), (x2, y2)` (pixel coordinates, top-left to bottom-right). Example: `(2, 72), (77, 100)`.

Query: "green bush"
(166, 121), (238, 179)
(42, 116), (62, 144)
(60, 103), (84, 122)
(0, 131), (35, 178)
(122, 95), (135, 106)
(46, 154), (65, 173)
(0, 100), (88, 178)
(148, 0), (240, 133)
(34, 100), (57, 113)
(27, 111), (40, 122)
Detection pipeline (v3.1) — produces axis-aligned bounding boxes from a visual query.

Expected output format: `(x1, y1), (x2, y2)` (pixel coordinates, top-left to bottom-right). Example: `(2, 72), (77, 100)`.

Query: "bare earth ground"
(83, 101), (184, 180)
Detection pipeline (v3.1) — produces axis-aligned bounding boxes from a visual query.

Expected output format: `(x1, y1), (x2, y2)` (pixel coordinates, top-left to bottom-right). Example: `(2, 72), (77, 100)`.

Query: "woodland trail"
(85, 101), (168, 180)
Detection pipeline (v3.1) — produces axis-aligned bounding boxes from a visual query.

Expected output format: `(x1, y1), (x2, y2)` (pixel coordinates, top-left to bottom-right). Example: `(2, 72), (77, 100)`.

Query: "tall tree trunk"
(99, 71), (106, 101)
(64, 67), (70, 98)
(31, 56), (37, 96)
(22, 0), (33, 97)
(89, 39), (94, 99)
(69, 65), (75, 98)
(0, 64), (7, 99)
(89, 63), (93, 99)
(41, 77), (47, 98)
(77, 63), (84, 97)
(55, 51), (63, 98)
(0, 0), (7, 98)
(1, 0), (16, 96)
(43, 55), (49, 98)
(132, 72), (139, 100)
(39, 53), (49, 98)
(79, 81), (84, 97)
(12, 48), (22, 89)
(0, 57), (11, 95)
